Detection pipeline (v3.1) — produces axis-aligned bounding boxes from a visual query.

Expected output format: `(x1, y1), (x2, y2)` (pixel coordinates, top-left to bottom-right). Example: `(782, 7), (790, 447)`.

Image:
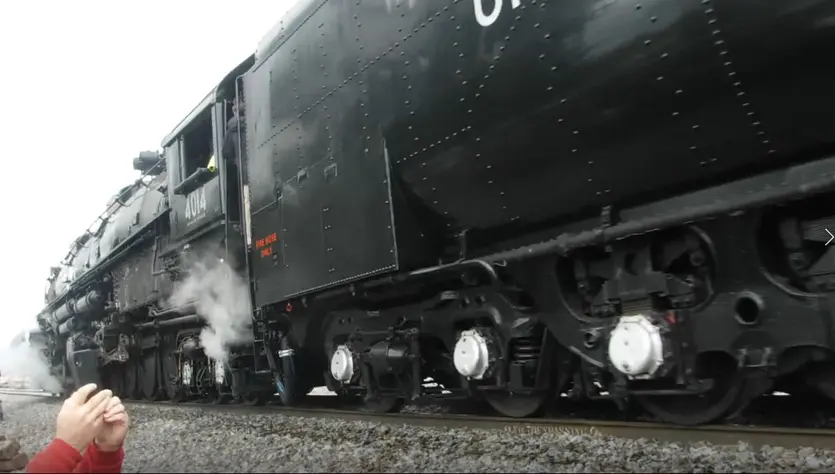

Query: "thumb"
(69, 384), (98, 406)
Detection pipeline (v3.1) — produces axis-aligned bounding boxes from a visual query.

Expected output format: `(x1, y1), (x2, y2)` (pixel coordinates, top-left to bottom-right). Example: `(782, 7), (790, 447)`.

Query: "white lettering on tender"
(473, 0), (521, 27)
(184, 187), (208, 222)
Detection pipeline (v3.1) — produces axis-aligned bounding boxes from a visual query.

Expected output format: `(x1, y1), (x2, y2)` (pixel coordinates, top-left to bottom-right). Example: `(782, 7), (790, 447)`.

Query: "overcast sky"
(0, 0), (298, 346)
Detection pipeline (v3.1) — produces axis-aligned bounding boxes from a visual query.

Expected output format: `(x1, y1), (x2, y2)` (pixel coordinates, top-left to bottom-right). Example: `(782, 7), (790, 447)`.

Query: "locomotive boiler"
(32, 0), (835, 426)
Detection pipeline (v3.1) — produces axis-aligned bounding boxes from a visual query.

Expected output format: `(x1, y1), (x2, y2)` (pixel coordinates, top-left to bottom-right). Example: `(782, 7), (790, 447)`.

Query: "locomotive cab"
(160, 55), (254, 262)
(162, 97), (225, 244)
(145, 56), (261, 403)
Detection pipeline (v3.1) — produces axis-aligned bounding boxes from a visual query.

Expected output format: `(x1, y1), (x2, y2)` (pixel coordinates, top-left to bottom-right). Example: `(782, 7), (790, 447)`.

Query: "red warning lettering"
(255, 232), (278, 250)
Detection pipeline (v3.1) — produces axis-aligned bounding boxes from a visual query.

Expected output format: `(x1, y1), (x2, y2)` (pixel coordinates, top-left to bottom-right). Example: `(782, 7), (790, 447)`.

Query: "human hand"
(94, 396), (129, 452)
(55, 384), (113, 452)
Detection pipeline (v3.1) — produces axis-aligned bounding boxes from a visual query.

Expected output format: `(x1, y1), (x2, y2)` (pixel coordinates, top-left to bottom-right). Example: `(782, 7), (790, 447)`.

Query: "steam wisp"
(168, 258), (253, 363)
(0, 341), (62, 393)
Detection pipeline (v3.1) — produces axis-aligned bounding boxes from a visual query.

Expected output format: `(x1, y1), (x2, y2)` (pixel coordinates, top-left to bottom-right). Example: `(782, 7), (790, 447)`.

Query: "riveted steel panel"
(321, 141), (398, 290)
(244, 0), (835, 306)
(169, 176), (224, 242)
(277, 159), (330, 298)
(248, 149), (397, 303)
(249, 204), (282, 307)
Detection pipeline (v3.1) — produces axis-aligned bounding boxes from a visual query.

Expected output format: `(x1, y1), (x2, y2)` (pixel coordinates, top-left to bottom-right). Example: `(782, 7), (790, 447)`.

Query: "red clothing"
(26, 439), (123, 473)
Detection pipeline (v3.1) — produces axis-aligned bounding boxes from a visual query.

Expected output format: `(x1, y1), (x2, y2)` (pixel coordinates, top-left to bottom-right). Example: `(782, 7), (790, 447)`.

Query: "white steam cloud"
(168, 258), (253, 363)
(0, 342), (62, 393)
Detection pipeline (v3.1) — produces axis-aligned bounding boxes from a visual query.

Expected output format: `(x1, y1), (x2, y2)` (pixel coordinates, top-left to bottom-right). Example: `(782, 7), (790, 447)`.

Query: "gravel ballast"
(2, 393), (835, 472)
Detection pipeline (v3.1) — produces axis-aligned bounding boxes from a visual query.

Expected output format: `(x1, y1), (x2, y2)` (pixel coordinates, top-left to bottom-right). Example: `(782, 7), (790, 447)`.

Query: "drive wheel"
(120, 360), (138, 400)
(805, 363), (835, 401)
(357, 394), (404, 413)
(243, 391), (271, 406)
(162, 353), (184, 402)
(140, 354), (159, 401)
(636, 358), (746, 426)
(484, 391), (548, 418)
(212, 393), (233, 405)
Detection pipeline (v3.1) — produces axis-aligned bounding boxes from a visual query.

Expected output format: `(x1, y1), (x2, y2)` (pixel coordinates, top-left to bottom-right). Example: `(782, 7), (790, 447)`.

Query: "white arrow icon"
(827, 229), (834, 246)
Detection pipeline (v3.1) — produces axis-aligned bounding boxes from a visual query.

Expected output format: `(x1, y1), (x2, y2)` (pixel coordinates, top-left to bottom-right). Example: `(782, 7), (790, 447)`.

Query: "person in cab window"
(222, 96), (245, 165)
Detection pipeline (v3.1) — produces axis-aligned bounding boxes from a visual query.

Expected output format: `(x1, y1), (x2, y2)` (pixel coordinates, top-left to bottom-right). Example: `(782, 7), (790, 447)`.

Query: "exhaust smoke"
(168, 258), (253, 363)
(0, 341), (62, 393)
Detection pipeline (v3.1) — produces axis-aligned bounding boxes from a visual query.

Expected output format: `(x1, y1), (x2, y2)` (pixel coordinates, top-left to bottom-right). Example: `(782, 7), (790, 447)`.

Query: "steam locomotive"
(33, 0), (835, 426)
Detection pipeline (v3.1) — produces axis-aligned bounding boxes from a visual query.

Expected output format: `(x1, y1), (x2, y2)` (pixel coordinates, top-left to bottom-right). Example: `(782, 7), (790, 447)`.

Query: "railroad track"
(126, 400), (835, 451)
(4, 388), (835, 451)
(0, 388), (58, 398)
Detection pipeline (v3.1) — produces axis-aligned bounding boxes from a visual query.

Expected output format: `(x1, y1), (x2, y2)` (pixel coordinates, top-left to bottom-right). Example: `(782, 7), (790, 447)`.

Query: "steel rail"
(121, 399), (835, 451)
(0, 388), (58, 397)
(3, 390), (834, 450)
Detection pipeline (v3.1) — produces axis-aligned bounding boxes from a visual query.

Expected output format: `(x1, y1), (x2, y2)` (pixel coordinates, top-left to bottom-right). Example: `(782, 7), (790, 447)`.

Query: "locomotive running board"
(485, 154), (835, 262)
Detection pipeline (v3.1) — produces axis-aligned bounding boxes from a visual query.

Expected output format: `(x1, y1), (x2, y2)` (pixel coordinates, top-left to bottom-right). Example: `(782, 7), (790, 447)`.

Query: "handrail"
(60, 158), (167, 266)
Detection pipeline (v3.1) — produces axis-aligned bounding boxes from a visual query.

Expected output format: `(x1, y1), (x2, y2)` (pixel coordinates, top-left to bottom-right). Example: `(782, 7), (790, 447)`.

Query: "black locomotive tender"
(33, 0), (835, 426)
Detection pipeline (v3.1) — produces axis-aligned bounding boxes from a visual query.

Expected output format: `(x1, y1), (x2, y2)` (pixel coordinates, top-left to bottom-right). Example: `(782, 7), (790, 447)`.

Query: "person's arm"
(28, 384), (122, 473)
(75, 442), (124, 473)
(26, 438), (83, 473)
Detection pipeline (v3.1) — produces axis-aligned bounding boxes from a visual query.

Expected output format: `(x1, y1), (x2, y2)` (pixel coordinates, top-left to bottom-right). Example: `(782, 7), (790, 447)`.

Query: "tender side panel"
(279, 159), (330, 297)
(361, 0), (835, 237)
(249, 204), (282, 306)
(321, 142), (398, 288)
(244, 0), (397, 307)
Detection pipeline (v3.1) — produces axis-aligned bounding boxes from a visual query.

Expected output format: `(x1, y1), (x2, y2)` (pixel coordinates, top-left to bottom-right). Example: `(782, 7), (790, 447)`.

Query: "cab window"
(180, 109), (214, 182)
